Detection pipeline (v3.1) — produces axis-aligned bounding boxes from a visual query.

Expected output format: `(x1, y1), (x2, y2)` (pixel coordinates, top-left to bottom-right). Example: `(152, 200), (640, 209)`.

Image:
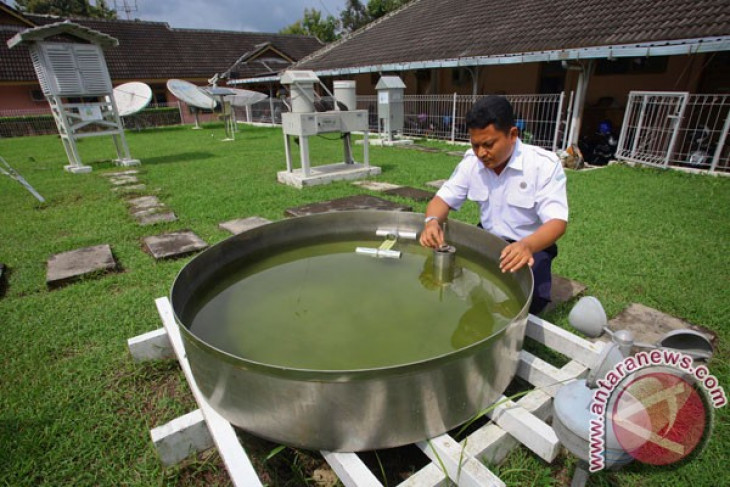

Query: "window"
(30, 89), (45, 102)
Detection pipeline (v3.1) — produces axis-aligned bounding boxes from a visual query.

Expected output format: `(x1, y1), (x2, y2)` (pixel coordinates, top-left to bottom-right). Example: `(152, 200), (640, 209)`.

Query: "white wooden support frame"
(129, 299), (605, 487)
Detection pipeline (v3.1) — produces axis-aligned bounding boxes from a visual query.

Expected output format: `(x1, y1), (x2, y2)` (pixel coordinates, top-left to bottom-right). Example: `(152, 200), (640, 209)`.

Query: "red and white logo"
(610, 371), (710, 465)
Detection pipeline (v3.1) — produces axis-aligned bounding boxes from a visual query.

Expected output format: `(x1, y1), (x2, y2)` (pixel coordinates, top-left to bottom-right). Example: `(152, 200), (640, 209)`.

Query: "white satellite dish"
(113, 82), (153, 116)
(224, 88), (268, 107)
(166, 79), (217, 110)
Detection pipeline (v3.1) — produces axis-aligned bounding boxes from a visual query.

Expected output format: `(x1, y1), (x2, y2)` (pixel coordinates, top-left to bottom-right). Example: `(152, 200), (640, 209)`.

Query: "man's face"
(469, 124), (518, 171)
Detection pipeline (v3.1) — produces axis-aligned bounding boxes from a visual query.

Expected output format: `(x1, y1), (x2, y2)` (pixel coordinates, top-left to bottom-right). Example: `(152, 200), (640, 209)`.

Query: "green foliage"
(280, 8), (339, 43)
(15, 0), (117, 19)
(281, 0), (412, 41)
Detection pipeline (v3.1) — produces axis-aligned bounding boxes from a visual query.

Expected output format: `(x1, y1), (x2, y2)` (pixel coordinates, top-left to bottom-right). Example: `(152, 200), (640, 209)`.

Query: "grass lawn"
(1, 124), (728, 486)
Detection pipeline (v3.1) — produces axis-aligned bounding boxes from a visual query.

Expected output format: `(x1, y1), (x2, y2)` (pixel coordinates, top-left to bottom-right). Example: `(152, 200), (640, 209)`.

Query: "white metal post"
(663, 93), (689, 167)
(631, 94), (648, 157)
(363, 131), (369, 167)
(552, 91), (565, 152)
(561, 91), (574, 151)
(451, 92), (457, 144)
(616, 92), (634, 159)
(568, 60), (594, 146)
(283, 134), (293, 172)
(710, 108), (730, 172)
(300, 135), (311, 176)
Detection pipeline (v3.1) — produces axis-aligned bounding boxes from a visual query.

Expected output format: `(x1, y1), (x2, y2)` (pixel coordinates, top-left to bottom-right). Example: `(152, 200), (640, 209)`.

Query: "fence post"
(562, 91), (574, 151)
(710, 108), (730, 173)
(663, 93), (689, 167)
(451, 93), (457, 144)
(552, 92), (565, 152)
(631, 94), (650, 157)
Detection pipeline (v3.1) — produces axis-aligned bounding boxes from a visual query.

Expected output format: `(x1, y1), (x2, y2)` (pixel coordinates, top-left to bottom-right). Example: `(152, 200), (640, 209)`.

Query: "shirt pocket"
(506, 187), (536, 225)
(467, 186), (489, 203)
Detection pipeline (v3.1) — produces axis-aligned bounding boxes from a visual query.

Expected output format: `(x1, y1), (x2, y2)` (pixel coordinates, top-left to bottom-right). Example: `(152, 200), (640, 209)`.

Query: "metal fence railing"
(1, 93), (570, 152)
(616, 91), (729, 173)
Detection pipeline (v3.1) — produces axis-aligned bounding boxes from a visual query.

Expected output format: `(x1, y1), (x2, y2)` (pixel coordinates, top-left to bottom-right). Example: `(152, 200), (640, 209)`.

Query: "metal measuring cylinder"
(432, 244), (456, 283)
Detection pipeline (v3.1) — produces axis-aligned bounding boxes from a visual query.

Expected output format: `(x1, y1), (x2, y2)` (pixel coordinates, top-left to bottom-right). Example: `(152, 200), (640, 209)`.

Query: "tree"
(15, 0), (117, 19)
(339, 0), (368, 33)
(280, 8), (339, 43)
(340, 0), (410, 34)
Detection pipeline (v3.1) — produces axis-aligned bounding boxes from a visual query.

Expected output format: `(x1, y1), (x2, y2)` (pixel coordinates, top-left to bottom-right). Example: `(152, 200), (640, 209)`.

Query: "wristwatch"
(424, 216), (440, 224)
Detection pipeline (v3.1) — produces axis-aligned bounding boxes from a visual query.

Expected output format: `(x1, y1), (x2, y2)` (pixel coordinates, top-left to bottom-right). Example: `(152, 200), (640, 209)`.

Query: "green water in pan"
(189, 241), (523, 370)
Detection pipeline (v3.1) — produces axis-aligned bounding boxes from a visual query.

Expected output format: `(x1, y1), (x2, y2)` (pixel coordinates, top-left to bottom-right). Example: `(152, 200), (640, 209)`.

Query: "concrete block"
(383, 186), (435, 202)
(109, 175), (139, 186)
(607, 302), (717, 348)
(544, 275), (587, 312)
(142, 231), (208, 260)
(111, 184), (147, 194)
(219, 217), (271, 235)
(102, 169), (139, 178)
(46, 244), (117, 287)
(135, 211), (178, 226)
(284, 194), (411, 218)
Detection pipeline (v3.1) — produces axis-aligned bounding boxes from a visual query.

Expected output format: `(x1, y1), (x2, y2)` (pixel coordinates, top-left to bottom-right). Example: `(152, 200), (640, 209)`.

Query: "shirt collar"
(505, 138), (523, 172)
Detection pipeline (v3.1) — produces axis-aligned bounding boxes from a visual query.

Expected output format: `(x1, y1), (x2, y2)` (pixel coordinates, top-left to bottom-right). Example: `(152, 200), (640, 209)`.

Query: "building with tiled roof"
(0, 3), (323, 111)
(234, 0), (729, 140)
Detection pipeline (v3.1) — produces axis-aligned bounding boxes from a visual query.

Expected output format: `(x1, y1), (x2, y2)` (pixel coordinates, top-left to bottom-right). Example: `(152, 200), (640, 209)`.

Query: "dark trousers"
(478, 223), (557, 315)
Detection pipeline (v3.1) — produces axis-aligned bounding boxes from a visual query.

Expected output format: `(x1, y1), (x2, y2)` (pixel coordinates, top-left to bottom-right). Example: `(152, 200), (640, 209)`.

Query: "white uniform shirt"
(436, 139), (568, 241)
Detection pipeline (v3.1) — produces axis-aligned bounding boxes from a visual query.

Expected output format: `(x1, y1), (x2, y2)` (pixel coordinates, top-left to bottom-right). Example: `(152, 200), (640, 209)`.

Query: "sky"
(10, 1), (350, 33)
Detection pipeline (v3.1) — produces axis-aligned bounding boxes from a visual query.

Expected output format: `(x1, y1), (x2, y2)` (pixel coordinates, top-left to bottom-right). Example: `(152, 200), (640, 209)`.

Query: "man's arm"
(419, 196), (452, 248)
(499, 218), (567, 273)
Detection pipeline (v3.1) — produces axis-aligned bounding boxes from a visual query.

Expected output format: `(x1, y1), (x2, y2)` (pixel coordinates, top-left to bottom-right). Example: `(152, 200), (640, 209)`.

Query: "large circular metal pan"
(170, 210), (533, 451)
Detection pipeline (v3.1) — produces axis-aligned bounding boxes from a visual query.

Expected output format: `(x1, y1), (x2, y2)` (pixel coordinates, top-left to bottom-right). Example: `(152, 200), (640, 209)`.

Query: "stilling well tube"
(432, 244), (456, 283)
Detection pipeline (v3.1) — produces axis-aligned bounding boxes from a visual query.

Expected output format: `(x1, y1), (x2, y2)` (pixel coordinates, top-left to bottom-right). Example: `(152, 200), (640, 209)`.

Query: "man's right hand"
(419, 219), (445, 248)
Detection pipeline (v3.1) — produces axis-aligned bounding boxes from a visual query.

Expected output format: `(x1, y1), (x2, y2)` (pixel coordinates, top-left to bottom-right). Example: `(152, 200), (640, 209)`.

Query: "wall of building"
(0, 83), (49, 112)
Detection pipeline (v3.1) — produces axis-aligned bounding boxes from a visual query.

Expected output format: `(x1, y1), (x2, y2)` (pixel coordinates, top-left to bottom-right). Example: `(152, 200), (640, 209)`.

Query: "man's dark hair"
(465, 96), (515, 133)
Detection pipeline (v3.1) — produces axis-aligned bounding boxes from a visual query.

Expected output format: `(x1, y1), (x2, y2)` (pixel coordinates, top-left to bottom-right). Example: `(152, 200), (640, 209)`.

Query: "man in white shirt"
(420, 96), (569, 314)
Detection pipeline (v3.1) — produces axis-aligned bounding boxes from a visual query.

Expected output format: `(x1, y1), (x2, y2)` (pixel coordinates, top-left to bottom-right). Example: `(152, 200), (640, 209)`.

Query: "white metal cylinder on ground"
(334, 80), (357, 111)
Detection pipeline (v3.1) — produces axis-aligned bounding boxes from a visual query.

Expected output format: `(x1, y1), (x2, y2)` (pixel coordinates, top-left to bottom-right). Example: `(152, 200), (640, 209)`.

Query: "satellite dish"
(224, 88), (268, 107)
(113, 82), (153, 116)
(166, 79), (217, 110)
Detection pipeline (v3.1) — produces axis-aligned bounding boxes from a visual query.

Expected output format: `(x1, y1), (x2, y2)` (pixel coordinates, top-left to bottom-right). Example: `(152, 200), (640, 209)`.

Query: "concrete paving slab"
(127, 196), (165, 215)
(285, 195), (412, 218)
(277, 162), (381, 188)
(606, 302), (717, 348)
(131, 207), (166, 217)
(109, 175), (139, 186)
(135, 211), (178, 226)
(111, 183), (147, 194)
(544, 275), (587, 313)
(102, 169), (139, 178)
(142, 231), (208, 260)
(46, 244), (117, 287)
(219, 216), (272, 235)
(127, 195), (162, 208)
(383, 186), (435, 202)
(425, 179), (447, 189)
(351, 181), (403, 192)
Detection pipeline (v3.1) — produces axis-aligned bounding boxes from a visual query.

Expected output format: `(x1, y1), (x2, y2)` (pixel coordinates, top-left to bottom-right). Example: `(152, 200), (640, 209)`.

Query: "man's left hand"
(499, 241), (534, 273)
